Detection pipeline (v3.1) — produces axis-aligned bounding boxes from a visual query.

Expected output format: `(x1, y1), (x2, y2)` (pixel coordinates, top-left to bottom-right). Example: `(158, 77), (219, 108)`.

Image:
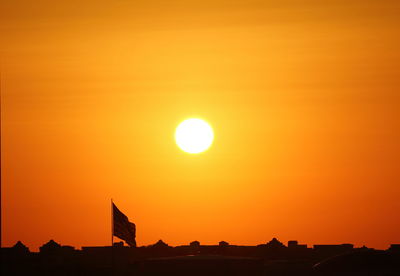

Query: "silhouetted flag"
(112, 203), (136, 247)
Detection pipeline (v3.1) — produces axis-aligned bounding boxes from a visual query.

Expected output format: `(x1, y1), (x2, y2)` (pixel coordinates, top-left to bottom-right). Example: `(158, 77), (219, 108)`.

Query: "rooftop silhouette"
(2, 238), (400, 276)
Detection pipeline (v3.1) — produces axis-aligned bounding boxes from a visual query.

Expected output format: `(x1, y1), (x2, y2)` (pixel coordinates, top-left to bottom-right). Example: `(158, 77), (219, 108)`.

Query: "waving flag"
(112, 202), (136, 247)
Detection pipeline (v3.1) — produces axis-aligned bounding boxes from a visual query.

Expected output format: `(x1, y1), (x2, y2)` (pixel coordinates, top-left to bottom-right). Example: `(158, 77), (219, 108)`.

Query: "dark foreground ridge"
(2, 239), (400, 276)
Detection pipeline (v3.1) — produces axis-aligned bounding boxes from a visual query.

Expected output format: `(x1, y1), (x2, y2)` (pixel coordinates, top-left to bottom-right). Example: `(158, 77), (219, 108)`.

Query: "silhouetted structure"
(2, 238), (400, 275)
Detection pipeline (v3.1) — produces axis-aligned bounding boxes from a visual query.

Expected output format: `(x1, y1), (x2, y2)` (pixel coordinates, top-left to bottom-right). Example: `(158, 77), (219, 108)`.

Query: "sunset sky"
(1, 0), (399, 251)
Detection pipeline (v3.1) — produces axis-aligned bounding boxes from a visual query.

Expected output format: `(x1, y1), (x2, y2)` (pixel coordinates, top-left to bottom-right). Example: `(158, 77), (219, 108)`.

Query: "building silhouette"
(2, 239), (400, 275)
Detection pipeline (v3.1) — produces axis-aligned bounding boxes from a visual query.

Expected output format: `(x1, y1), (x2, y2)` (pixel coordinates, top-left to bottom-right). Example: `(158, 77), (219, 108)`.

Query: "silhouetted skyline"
(2, 238), (400, 275)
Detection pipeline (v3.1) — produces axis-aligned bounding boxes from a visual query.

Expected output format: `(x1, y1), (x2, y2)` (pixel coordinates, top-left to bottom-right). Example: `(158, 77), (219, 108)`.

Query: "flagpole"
(111, 198), (114, 246)
(111, 199), (114, 276)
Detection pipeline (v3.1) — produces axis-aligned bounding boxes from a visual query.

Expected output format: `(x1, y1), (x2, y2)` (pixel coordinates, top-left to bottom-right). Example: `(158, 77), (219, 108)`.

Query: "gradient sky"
(1, 0), (400, 251)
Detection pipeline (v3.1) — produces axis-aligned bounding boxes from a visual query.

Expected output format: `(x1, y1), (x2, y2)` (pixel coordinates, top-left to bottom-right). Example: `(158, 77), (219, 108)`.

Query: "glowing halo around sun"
(175, 118), (214, 154)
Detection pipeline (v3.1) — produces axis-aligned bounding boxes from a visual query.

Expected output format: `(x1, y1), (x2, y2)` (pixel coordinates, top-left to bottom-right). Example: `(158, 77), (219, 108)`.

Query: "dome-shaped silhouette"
(190, 241), (200, 247)
(152, 240), (169, 248)
(40, 239), (61, 253)
(219, 241), (229, 247)
(11, 241), (30, 254)
(265, 238), (286, 249)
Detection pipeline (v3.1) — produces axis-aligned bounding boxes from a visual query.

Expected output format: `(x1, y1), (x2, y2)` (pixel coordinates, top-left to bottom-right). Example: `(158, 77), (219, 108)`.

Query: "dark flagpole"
(111, 199), (114, 275)
(111, 199), (114, 246)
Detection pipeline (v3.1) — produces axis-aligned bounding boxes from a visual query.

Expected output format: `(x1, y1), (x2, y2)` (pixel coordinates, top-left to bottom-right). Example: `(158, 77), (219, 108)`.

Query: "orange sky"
(1, 0), (400, 251)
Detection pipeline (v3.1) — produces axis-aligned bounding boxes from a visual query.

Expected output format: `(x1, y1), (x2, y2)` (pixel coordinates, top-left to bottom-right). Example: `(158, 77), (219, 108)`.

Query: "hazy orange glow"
(1, 0), (399, 251)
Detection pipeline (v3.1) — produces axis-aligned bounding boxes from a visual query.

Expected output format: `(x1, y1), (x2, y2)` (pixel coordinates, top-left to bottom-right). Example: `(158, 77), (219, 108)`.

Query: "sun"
(175, 118), (214, 154)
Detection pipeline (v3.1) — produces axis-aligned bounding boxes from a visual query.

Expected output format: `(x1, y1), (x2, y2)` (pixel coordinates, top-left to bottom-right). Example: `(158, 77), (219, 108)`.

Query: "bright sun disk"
(175, 118), (214, 154)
